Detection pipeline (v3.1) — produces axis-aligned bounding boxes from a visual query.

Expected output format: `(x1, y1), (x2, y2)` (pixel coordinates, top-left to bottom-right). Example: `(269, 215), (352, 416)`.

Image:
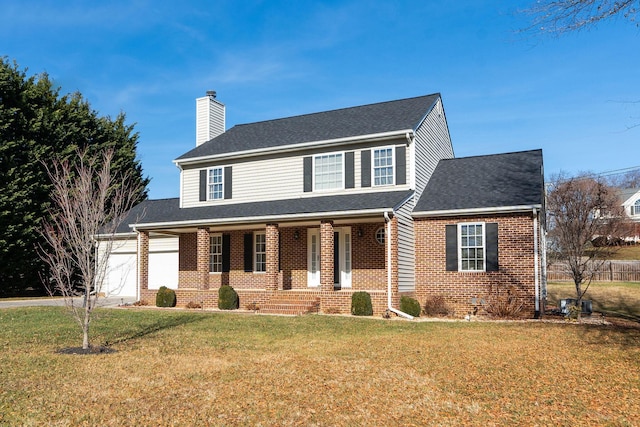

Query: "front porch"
(137, 219), (400, 315)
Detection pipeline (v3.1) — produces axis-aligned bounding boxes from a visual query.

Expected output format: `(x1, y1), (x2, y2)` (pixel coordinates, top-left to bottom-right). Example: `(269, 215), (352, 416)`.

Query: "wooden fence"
(547, 260), (640, 282)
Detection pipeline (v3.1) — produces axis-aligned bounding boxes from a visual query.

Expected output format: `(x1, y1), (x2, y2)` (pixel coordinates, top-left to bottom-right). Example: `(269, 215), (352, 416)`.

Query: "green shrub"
(351, 291), (373, 316)
(155, 286), (176, 307)
(400, 296), (421, 317)
(218, 285), (239, 310)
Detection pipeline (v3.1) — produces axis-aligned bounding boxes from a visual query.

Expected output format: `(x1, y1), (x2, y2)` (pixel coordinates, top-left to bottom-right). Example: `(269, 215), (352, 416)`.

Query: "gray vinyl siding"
(180, 141), (412, 208)
(413, 98), (454, 201)
(396, 196), (415, 292)
(181, 156), (303, 208)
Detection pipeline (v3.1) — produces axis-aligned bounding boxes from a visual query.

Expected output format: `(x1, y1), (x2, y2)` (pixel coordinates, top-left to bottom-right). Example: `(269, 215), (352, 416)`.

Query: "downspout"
(135, 228), (141, 302)
(384, 211), (414, 319)
(533, 208), (540, 318)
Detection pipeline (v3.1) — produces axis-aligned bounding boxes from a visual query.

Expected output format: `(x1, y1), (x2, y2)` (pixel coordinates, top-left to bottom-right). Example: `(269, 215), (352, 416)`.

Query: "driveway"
(0, 296), (137, 309)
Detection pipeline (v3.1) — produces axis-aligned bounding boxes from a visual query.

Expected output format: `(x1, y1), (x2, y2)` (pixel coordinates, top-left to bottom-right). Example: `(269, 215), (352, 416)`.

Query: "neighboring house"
(620, 187), (640, 242)
(101, 92), (546, 318)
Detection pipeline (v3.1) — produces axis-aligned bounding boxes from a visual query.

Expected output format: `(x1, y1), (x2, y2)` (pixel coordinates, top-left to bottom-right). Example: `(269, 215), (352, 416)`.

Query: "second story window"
(208, 167), (223, 200)
(373, 148), (394, 186)
(314, 153), (343, 190)
(632, 199), (640, 216)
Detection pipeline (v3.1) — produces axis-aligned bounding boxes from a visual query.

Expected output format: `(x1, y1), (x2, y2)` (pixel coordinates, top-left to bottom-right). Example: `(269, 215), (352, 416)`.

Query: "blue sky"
(2, 0), (638, 199)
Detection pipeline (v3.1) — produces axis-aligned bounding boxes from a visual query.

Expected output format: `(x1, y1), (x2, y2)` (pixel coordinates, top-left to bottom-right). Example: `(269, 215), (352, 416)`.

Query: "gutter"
(384, 211), (414, 320)
(175, 129), (414, 167)
(412, 204), (543, 218)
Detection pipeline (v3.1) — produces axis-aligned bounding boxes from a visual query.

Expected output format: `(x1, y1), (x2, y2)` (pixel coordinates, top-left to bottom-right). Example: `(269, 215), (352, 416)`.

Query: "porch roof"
(119, 190), (413, 232)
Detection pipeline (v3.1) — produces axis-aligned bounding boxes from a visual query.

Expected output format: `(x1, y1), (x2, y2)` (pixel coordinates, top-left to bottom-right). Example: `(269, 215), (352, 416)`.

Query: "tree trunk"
(82, 288), (91, 349)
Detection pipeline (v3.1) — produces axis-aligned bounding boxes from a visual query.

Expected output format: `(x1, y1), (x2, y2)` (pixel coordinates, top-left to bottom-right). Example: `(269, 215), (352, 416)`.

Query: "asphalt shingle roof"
(176, 93), (440, 160)
(414, 149), (544, 213)
(118, 190), (413, 232)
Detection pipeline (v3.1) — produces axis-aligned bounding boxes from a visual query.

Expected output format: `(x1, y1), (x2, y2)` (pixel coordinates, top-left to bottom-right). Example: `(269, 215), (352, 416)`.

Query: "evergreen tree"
(0, 57), (149, 295)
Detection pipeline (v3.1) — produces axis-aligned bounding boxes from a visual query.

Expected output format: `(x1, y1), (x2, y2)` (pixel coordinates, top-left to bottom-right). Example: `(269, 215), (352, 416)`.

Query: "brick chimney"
(196, 90), (225, 146)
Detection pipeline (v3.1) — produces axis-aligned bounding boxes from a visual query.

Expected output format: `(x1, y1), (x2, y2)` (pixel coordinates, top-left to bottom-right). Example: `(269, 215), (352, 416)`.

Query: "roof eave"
(412, 204), (543, 218)
(130, 207), (394, 231)
(174, 129), (414, 167)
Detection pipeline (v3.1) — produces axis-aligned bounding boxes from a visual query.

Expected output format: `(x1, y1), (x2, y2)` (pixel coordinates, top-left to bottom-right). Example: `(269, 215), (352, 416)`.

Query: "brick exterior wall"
(320, 220), (334, 293)
(197, 227), (210, 290)
(414, 212), (540, 318)
(266, 223), (279, 292)
(138, 231), (149, 292)
(142, 222), (393, 315)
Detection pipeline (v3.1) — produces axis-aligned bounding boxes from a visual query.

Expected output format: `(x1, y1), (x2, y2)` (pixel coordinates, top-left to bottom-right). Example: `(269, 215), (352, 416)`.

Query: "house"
(619, 187), (640, 242)
(101, 92), (546, 318)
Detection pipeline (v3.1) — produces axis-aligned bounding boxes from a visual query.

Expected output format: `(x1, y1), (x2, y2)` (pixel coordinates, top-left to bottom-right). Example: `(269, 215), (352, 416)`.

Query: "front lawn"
(0, 307), (638, 426)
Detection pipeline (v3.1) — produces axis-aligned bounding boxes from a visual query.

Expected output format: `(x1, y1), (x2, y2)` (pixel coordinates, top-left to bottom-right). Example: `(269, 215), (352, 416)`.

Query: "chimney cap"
(206, 90), (217, 98)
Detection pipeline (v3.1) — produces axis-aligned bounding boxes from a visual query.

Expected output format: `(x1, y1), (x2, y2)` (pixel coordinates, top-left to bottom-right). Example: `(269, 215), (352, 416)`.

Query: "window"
(373, 148), (394, 186)
(375, 227), (385, 245)
(633, 199), (640, 216)
(208, 167), (223, 200)
(314, 153), (343, 190)
(254, 232), (266, 272)
(446, 222), (498, 273)
(459, 223), (485, 271)
(210, 234), (222, 273)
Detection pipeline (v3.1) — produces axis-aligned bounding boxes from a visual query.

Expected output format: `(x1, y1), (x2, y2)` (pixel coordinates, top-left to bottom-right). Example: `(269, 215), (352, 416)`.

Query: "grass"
(1, 307), (639, 426)
(547, 281), (640, 321)
(601, 245), (640, 261)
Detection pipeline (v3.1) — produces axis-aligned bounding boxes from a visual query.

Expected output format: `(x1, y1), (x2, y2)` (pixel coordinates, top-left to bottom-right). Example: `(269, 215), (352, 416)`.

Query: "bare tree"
(39, 149), (141, 350)
(522, 0), (639, 35)
(546, 173), (628, 316)
(605, 167), (640, 188)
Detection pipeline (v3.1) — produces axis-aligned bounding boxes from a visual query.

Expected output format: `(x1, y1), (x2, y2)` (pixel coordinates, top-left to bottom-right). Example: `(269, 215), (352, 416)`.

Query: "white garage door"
(104, 252), (137, 297)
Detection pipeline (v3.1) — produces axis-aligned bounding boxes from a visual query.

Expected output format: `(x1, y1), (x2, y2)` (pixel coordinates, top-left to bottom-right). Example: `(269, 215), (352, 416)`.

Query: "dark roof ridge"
(229, 93), (442, 128)
(439, 148), (542, 163)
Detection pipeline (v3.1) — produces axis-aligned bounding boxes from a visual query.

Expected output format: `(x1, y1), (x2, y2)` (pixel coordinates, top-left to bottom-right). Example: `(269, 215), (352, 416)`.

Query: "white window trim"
(313, 151), (345, 192)
(458, 222), (486, 272)
(372, 146), (395, 187)
(207, 166), (224, 201)
(254, 231), (266, 273)
(209, 233), (222, 274)
(632, 200), (640, 216)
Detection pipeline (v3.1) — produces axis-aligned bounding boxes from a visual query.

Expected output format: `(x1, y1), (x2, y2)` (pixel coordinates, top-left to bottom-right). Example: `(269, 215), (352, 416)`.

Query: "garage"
(104, 251), (137, 297)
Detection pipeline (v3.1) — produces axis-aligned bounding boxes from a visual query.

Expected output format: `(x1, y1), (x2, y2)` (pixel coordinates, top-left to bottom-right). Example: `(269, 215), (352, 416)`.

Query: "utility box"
(560, 299), (593, 316)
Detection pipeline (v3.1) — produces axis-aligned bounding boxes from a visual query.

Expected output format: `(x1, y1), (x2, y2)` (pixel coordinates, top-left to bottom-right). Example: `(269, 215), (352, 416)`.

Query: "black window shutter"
(243, 233), (253, 272)
(199, 169), (207, 201)
(486, 223), (499, 272)
(445, 224), (458, 271)
(395, 146), (406, 185)
(303, 156), (312, 192)
(361, 150), (371, 187)
(345, 151), (354, 189)
(222, 234), (231, 272)
(224, 166), (232, 199)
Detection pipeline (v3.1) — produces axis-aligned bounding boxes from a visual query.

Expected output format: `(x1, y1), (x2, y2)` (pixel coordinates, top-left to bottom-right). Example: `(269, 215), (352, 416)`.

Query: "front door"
(336, 228), (352, 289)
(307, 229), (320, 287)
